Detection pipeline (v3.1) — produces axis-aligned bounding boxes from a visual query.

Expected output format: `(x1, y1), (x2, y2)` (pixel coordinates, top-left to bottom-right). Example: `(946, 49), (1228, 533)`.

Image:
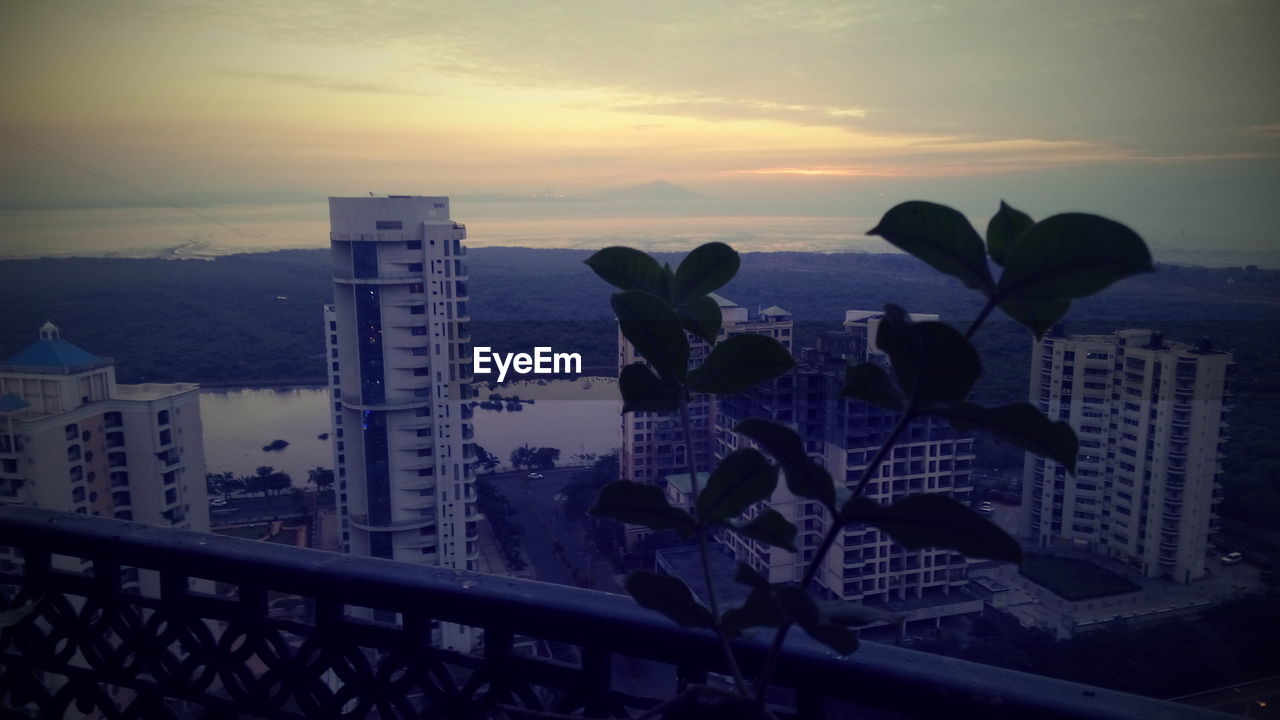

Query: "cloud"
(221, 69), (430, 97)
(605, 94), (869, 127)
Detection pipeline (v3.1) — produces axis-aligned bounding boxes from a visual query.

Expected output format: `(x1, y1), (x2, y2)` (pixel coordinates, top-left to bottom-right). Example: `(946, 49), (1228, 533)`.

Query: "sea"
(1, 200), (1273, 268)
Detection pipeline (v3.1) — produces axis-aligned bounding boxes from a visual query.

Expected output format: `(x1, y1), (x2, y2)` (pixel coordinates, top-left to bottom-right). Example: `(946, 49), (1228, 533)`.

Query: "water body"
(2, 200), (1275, 267)
(198, 379), (621, 485)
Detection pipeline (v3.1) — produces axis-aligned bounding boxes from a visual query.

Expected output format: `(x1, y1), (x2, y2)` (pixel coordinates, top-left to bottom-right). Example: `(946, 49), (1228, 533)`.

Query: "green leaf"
(775, 587), (859, 655)
(618, 363), (681, 413)
(998, 297), (1071, 340)
(819, 601), (905, 629)
(732, 509), (797, 552)
(611, 290), (689, 383)
(722, 586), (783, 634)
(876, 306), (981, 411)
(590, 481), (695, 538)
(844, 494), (1023, 564)
(697, 449), (779, 524)
(624, 571), (714, 629)
(677, 294), (722, 345)
(687, 334), (795, 395)
(840, 363), (904, 412)
(985, 200), (1033, 268)
(910, 322), (981, 409)
(996, 213), (1153, 302)
(735, 418), (836, 509)
(674, 242), (739, 301)
(584, 246), (670, 298)
(733, 562), (771, 590)
(875, 305), (922, 401)
(868, 201), (995, 293)
(939, 402), (1079, 474)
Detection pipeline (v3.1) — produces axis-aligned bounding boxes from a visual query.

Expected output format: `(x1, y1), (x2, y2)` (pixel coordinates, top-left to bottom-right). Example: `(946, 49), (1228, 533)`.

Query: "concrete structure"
(324, 196), (477, 650)
(620, 294), (792, 486)
(0, 323), (207, 593)
(1022, 328), (1232, 583)
(715, 311), (978, 619)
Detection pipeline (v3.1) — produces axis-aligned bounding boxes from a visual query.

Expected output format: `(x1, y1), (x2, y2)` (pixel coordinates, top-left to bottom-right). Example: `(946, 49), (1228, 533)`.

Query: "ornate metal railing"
(0, 507), (1228, 719)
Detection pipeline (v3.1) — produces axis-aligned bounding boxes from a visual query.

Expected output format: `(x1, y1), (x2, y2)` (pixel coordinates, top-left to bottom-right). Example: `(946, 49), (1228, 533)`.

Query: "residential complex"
(1022, 328), (1232, 583)
(625, 305), (980, 624)
(620, 294), (792, 485)
(715, 311), (977, 618)
(324, 196), (477, 650)
(0, 323), (207, 593)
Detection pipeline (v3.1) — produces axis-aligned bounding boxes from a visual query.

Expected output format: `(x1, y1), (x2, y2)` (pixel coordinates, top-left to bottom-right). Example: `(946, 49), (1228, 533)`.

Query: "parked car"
(528, 472), (544, 480)
(1220, 552), (1244, 565)
(977, 501), (995, 515)
(211, 498), (228, 507)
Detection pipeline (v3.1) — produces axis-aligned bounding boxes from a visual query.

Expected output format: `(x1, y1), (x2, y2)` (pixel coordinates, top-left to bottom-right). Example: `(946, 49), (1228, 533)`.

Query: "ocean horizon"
(1, 200), (1274, 269)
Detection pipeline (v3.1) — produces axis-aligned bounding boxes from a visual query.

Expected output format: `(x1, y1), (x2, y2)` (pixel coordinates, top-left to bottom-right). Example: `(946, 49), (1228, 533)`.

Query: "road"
(208, 491), (333, 527)
(486, 468), (623, 593)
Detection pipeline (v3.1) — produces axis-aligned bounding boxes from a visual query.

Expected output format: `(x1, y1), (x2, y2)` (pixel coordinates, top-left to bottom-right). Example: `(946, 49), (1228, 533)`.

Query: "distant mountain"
(588, 180), (705, 202)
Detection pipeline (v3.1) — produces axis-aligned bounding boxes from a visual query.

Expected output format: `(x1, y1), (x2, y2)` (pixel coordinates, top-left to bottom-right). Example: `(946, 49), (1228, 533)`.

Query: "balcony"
(0, 508), (1227, 720)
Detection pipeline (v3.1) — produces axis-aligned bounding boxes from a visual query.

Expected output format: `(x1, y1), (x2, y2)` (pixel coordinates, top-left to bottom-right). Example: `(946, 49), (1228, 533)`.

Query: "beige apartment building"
(1023, 328), (1232, 583)
(0, 323), (208, 593)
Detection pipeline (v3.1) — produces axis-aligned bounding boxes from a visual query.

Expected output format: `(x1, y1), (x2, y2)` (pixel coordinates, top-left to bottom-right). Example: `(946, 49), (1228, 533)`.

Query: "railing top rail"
(0, 507), (1231, 720)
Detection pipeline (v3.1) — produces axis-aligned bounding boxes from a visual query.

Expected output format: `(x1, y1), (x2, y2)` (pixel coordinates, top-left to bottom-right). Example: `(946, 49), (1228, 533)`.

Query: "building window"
(104, 412), (122, 428)
(412, 347), (429, 356)
(159, 429), (172, 445)
(375, 220), (402, 230)
(408, 263), (424, 273)
(67, 445), (81, 462)
(72, 486), (85, 503)
(406, 240), (422, 250)
(65, 423), (78, 440)
(410, 305), (426, 315)
(411, 326), (427, 335)
(410, 283), (424, 294)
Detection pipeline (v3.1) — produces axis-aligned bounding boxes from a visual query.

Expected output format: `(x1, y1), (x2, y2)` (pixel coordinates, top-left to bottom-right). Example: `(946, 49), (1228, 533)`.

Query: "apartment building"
(713, 311), (977, 618)
(1023, 328), (1232, 583)
(0, 323), (207, 593)
(620, 294), (792, 485)
(325, 196), (477, 649)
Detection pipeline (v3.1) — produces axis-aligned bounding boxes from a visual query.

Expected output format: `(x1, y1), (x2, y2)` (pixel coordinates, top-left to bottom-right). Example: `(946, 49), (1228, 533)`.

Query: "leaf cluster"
(582, 201), (1153, 699)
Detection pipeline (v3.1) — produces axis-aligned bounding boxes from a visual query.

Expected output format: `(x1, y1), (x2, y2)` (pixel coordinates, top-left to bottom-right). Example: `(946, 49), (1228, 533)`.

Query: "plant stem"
(755, 410), (915, 703)
(679, 393), (751, 697)
(964, 296), (998, 340)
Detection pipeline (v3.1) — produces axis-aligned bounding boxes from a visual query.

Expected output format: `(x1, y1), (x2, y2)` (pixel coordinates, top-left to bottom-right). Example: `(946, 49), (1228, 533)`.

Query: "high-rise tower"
(1023, 328), (1232, 583)
(324, 196), (477, 648)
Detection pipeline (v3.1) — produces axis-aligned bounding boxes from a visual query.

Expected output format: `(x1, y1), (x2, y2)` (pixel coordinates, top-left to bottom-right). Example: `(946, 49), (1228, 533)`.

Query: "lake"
(199, 379), (622, 485)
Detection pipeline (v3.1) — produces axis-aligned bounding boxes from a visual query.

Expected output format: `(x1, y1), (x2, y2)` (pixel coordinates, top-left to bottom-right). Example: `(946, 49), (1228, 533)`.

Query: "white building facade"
(325, 196), (478, 650)
(1023, 328), (1232, 583)
(0, 323), (208, 593)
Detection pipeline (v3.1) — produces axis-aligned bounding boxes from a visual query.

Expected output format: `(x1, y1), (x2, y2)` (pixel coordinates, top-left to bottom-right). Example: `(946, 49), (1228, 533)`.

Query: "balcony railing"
(0, 507), (1229, 719)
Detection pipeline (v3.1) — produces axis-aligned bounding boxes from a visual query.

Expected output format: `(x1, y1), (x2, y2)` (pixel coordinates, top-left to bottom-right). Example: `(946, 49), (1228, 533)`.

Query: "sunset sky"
(1, 1), (1277, 248)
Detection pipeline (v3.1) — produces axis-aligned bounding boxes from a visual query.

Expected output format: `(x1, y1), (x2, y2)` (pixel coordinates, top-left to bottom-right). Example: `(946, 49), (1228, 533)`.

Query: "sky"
(1, 1), (1278, 255)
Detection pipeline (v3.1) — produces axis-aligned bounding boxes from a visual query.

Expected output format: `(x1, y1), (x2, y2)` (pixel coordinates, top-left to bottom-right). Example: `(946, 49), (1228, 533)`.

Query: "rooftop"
(663, 471), (710, 496)
(0, 324), (112, 376)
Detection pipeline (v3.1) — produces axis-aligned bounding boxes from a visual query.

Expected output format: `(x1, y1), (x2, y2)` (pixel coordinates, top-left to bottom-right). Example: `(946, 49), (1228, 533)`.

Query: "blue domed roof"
(2, 324), (109, 373)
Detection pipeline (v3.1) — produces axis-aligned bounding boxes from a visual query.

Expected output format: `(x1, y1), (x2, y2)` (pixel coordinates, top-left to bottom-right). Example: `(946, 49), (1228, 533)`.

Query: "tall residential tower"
(1023, 328), (1232, 583)
(325, 196), (478, 648)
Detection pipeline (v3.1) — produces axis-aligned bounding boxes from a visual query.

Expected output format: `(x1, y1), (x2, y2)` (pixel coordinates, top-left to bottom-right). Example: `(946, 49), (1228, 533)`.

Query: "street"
(486, 468), (623, 593)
